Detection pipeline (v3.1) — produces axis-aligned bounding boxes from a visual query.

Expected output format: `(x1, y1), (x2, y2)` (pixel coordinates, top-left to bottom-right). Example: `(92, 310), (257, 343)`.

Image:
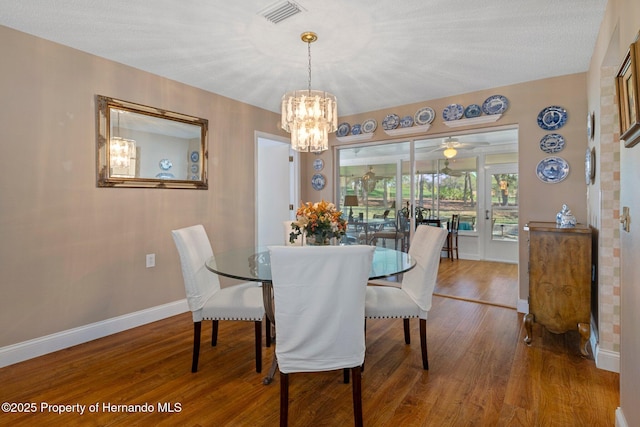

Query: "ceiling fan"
(440, 159), (463, 177)
(420, 137), (489, 158)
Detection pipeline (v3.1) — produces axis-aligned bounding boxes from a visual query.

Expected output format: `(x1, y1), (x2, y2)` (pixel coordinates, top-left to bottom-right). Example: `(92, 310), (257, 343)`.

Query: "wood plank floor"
(0, 261), (618, 426)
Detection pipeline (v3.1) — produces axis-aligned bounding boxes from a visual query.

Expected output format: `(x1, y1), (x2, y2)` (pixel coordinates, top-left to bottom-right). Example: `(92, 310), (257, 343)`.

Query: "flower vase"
(306, 234), (331, 246)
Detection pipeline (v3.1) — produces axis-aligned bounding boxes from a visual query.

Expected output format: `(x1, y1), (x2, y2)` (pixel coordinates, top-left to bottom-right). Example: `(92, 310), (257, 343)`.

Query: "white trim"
(516, 298), (529, 314)
(0, 299), (189, 368)
(616, 407), (628, 427)
(594, 344), (620, 373)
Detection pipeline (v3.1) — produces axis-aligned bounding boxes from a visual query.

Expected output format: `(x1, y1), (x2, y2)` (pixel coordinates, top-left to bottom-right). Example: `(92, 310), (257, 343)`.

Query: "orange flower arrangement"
(289, 200), (347, 245)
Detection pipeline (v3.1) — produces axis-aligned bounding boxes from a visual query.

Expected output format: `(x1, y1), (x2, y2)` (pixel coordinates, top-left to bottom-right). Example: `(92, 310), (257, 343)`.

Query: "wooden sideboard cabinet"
(524, 222), (593, 356)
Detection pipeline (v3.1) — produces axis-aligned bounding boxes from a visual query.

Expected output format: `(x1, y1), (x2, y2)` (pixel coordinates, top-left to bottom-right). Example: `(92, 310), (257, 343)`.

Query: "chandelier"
(281, 32), (337, 153)
(110, 109), (135, 169)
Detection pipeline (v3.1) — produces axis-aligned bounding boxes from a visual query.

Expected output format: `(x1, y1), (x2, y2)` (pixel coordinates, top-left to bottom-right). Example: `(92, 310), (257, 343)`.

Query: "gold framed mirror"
(96, 95), (208, 189)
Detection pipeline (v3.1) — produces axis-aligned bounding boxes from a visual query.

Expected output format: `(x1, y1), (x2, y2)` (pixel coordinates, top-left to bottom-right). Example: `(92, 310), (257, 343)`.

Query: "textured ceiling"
(0, 0), (607, 116)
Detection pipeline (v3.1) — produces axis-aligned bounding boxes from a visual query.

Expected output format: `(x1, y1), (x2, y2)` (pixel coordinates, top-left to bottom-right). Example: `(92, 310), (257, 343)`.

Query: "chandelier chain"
(307, 40), (312, 94)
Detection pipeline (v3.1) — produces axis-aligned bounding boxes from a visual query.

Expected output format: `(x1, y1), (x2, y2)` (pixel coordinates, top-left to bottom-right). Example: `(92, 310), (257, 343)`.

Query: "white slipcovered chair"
(172, 224), (266, 373)
(268, 245), (375, 427)
(365, 224), (447, 370)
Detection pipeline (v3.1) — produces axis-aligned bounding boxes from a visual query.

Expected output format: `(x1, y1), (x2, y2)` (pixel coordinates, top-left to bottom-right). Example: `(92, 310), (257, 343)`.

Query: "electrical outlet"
(146, 253), (156, 268)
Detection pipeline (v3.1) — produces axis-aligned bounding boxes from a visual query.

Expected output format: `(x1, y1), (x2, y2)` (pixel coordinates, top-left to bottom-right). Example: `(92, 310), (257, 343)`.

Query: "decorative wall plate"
(382, 114), (400, 130)
(536, 156), (569, 183)
(362, 118), (377, 133)
(585, 147), (595, 184)
(313, 158), (324, 171)
(587, 111), (595, 140)
(155, 172), (175, 179)
(537, 106), (568, 130)
(190, 151), (200, 162)
(482, 95), (509, 115)
(414, 107), (435, 125)
(159, 158), (172, 170)
(311, 173), (326, 190)
(539, 133), (565, 153)
(464, 104), (482, 118)
(351, 124), (362, 135)
(442, 104), (464, 121)
(190, 164), (199, 173)
(337, 122), (350, 137)
(400, 115), (414, 127)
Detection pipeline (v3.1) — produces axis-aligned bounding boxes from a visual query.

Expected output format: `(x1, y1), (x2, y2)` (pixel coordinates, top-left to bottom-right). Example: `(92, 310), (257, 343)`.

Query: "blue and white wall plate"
(442, 104), (464, 121)
(362, 118), (377, 133)
(190, 151), (199, 162)
(482, 95), (509, 115)
(464, 104), (482, 118)
(382, 114), (400, 130)
(311, 173), (326, 190)
(537, 106), (568, 130)
(414, 107), (435, 125)
(337, 122), (350, 137)
(539, 134), (565, 153)
(536, 156), (569, 183)
(159, 158), (172, 170)
(313, 158), (324, 171)
(351, 124), (362, 135)
(400, 115), (414, 127)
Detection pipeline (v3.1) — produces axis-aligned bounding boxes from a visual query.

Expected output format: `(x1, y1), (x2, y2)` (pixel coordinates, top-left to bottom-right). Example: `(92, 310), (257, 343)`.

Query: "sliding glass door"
(336, 127), (518, 261)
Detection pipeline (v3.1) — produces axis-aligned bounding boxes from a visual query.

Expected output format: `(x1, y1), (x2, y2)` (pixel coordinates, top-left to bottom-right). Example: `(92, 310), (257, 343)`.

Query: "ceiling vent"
(259, 1), (304, 24)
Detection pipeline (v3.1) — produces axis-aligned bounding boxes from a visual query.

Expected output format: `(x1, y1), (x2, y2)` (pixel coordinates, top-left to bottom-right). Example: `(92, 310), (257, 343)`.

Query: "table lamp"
(344, 195), (358, 221)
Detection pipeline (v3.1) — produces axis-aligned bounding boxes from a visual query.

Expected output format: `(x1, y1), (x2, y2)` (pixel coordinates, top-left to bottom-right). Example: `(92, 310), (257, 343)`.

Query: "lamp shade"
(344, 195), (359, 207)
(443, 147), (457, 158)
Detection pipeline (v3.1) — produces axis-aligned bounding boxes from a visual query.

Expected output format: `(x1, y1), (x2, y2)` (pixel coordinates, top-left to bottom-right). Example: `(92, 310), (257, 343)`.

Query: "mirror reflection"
(97, 95), (208, 189)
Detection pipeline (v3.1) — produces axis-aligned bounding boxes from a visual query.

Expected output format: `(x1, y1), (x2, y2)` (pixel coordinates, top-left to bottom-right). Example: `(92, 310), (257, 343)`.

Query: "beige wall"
(303, 73), (590, 307)
(0, 25), (286, 347)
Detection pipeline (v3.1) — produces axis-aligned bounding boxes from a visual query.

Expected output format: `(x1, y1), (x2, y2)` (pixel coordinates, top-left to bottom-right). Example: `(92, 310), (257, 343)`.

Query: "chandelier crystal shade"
(281, 32), (337, 153)
(110, 109), (136, 169)
(109, 137), (135, 168)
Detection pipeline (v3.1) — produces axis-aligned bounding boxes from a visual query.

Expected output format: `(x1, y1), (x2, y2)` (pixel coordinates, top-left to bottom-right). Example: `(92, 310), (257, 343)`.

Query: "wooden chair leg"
(255, 321), (262, 373)
(403, 318), (411, 344)
(280, 372), (289, 427)
(192, 321), (202, 373)
(344, 368), (350, 384)
(351, 366), (363, 427)
(211, 320), (219, 346)
(419, 318), (429, 370)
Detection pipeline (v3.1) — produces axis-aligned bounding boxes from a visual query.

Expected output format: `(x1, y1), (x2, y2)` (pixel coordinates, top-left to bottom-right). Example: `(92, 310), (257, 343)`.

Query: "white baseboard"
(594, 344), (620, 373)
(0, 299), (189, 368)
(616, 407), (628, 427)
(516, 298), (528, 314)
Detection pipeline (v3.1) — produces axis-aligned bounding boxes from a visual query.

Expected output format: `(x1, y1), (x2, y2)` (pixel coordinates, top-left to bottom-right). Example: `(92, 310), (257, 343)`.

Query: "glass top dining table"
(204, 245), (415, 385)
(205, 245), (415, 283)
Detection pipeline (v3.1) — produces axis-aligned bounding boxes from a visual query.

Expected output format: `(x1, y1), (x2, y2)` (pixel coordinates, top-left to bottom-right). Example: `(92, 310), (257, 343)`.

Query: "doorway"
(483, 164), (519, 263)
(255, 133), (299, 247)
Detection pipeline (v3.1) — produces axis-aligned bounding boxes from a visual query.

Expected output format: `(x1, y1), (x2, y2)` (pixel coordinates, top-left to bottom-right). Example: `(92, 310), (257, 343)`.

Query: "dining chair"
(370, 209), (409, 251)
(268, 245), (375, 427)
(171, 224), (266, 373)
(365, 225), (447, 369)
(442, 214), (460, 260)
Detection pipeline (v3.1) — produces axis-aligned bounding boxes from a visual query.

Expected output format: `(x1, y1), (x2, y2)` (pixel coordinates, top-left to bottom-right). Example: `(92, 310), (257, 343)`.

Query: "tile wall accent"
(597, 66), (621, 353)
